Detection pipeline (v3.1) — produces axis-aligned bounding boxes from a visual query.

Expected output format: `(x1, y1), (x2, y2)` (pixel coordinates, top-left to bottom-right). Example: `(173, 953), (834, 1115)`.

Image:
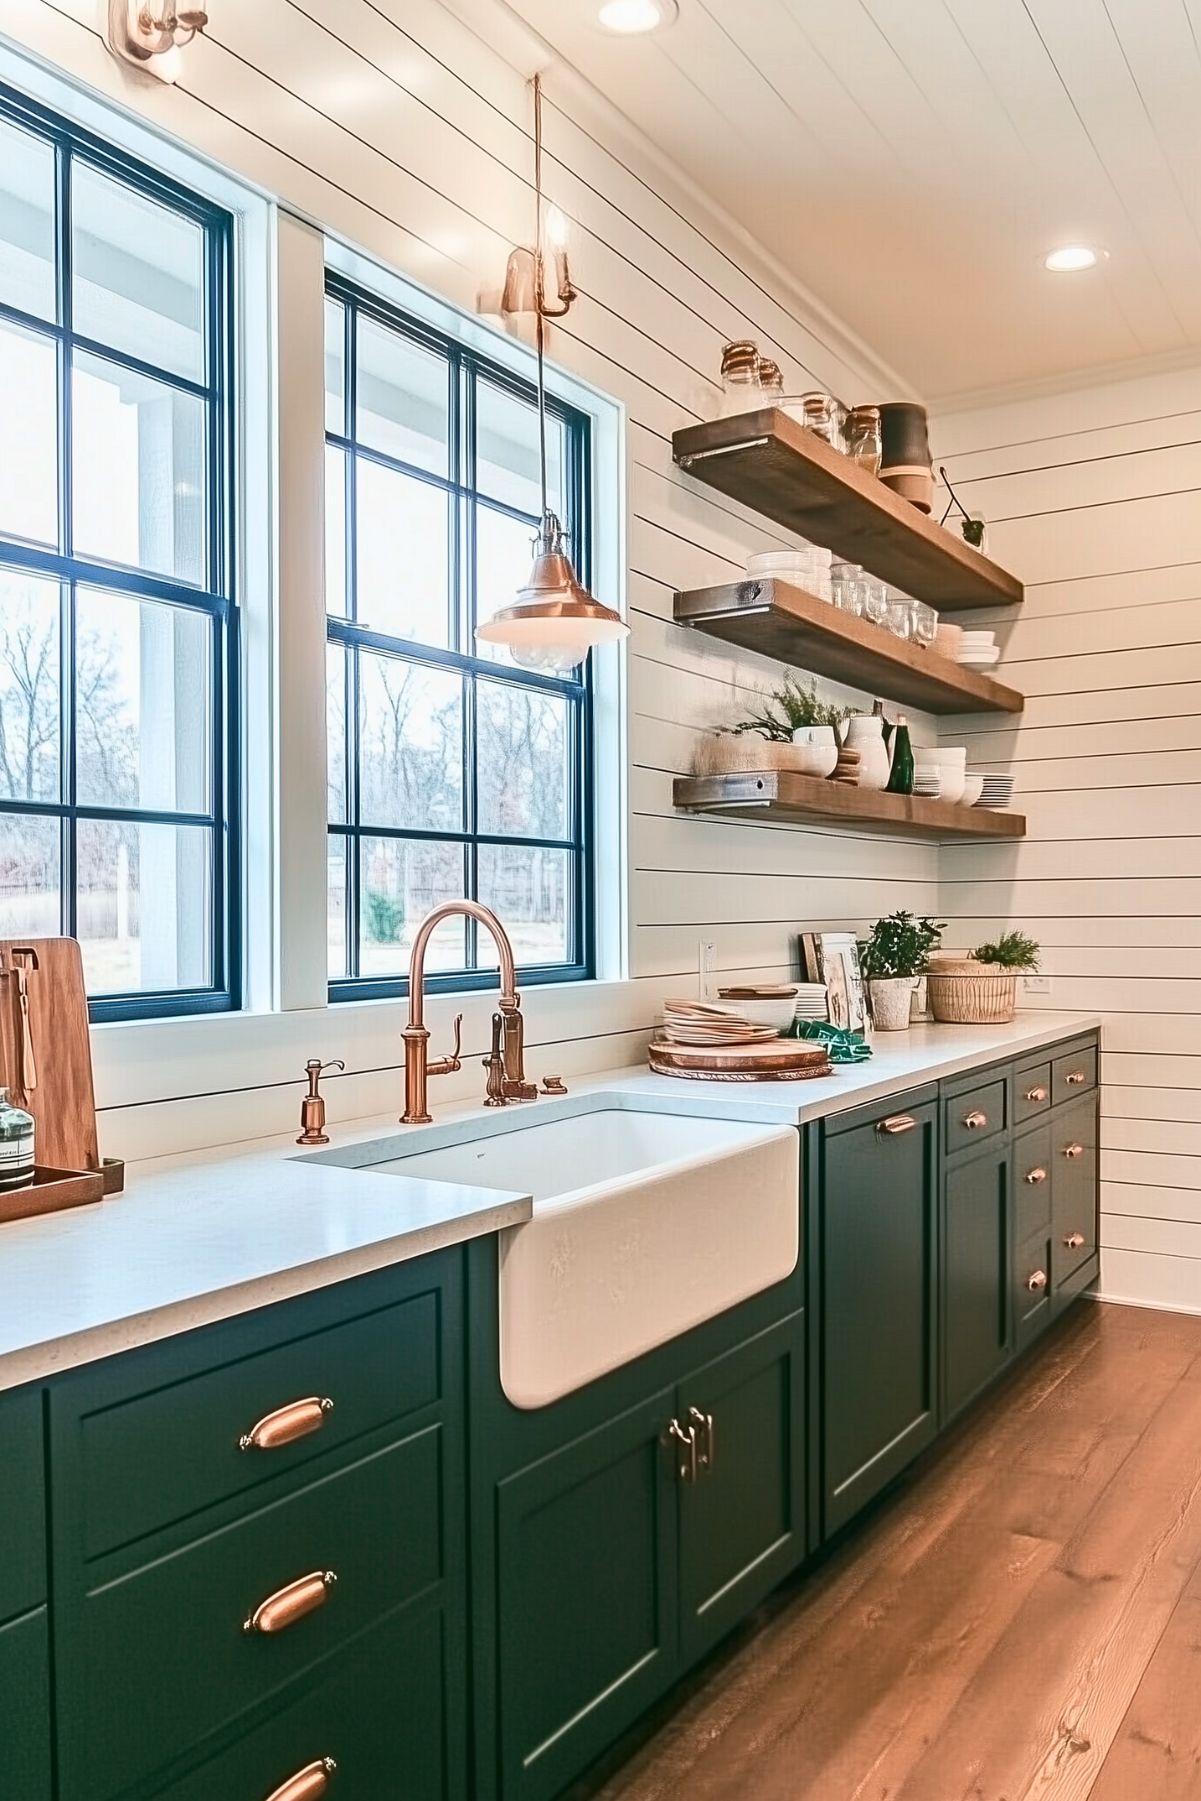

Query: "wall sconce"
(106, 1), (209, 82)
(499, 111), (577, 327)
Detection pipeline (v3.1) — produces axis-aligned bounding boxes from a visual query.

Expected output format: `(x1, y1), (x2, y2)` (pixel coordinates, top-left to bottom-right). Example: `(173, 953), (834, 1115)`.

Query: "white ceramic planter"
(844, 716), (891, 790)
(790, 724), (839, 778)
(869, 976), (914, 1032)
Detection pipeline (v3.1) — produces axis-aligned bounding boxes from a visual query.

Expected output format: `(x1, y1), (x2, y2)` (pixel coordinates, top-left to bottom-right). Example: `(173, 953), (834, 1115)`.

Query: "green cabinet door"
(820, 1098), (938, 1537)
(943, 1145), (1013, 1422)
(494, 1388), (680, 1801)
(678, 1311), (806, 1665)
(0, 1609), (51, 1801)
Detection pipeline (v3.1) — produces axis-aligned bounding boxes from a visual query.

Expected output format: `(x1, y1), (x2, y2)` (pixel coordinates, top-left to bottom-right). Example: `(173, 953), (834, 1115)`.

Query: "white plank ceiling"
(472, 0), (1201, 401)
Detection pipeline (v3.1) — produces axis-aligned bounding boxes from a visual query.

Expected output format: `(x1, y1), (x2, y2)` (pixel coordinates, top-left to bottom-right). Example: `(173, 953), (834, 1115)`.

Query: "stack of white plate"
(913, 745), (967, 804)
(660, 1000), (778, 1046)
(973, 773), (1015, 810)
(793, 984), (830, 1023)
(957, 630), (1000, 669)
(913, 768), (942, 798)
(747, 545), (833, 602)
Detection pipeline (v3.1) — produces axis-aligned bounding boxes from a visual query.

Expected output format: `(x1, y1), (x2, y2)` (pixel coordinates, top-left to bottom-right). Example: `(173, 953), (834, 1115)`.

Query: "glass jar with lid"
(757, 358), (784, 406)
(845, 405), (882, 475)
(0, 1087), (35, 1194)
(718, 340), (761, 416)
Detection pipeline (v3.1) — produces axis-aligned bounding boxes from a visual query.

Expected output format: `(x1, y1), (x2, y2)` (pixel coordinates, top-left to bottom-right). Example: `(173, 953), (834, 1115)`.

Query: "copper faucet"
(402, 901), (535, 1124)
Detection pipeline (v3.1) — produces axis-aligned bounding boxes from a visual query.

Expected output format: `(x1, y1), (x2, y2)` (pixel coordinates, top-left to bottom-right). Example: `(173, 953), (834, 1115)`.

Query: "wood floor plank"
(596, 1306), (1201, 1801)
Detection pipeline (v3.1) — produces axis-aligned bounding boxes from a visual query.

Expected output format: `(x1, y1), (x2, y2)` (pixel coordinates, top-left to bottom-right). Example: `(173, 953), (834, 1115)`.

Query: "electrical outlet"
(1022, 975), (1051, 996)
(698, 938), (718, 1001)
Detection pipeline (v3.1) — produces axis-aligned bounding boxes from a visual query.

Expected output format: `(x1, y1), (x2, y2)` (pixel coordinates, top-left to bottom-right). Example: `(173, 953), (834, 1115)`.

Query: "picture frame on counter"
(799, 932), (870, 1036)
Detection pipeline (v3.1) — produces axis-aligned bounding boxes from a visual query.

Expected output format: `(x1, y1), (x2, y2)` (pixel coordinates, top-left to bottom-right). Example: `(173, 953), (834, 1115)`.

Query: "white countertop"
(0, 1011), (1097, 1393)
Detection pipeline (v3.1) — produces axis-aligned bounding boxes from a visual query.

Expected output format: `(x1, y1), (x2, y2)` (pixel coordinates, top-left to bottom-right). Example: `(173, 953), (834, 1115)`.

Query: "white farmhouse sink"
(341, 1102), (800, 1408)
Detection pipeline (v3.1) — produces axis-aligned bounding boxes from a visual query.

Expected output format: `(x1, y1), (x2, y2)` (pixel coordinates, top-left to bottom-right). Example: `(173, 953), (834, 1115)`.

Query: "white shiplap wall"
(934, 363), (1201, 1314)
(1, 0), (937, 1159)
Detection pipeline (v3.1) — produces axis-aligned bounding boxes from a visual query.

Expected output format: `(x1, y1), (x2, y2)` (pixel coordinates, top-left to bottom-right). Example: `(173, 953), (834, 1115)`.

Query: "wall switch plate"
(1022, 975), (1051, 995)
(699, 939), (718, 1001)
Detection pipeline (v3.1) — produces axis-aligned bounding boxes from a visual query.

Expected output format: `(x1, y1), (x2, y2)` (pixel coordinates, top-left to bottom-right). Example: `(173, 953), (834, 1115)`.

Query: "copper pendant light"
(475, 75), (627, 675)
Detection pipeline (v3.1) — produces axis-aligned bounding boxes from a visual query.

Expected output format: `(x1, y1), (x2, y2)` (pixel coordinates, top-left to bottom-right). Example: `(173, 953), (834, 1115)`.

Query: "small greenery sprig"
(859, 911), (946, 981)
(726, 672), (845, 743)
(971, 930), (1040, 971)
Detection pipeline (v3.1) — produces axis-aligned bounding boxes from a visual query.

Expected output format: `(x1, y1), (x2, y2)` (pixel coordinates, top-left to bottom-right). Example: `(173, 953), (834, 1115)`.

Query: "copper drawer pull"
(1064, 1232), (1086, 1251)
(240, 1397), (334, 1453)
(1024, 1167), (1048, 1186)
(1025, 1086), (1048, 1103)
(878, 1115), (917, 1136)
(1027, 1270), (1048, 1293)
(1063, 1143), (1085, 1160)
(963, 1110), (988, 1131)
(266, 1758), (337, 1801)
(245, 1570), (337, 1636)
(666, 1418), (698, 1484)
(689, 1405), (716, 1473)
(1066, 1071), (1087, 1086)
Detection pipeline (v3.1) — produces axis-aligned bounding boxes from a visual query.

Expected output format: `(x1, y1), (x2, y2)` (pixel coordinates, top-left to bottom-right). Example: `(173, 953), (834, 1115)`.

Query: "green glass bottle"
(0, 1087), (35, 1194)
(887, 714), (915, 795)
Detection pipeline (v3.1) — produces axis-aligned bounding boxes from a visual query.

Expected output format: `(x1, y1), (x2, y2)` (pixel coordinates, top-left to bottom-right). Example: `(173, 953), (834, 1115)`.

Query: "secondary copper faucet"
(402, 900), (535, 1124)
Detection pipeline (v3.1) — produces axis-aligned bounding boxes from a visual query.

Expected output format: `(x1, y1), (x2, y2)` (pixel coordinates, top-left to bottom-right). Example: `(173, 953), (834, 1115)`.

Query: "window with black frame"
(0, 86), (236, 1020)
(324, 276), (594, 999)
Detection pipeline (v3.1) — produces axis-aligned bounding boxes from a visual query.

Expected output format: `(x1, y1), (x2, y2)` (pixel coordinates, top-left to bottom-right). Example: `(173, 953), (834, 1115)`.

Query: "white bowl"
(961, 774), (984, 807)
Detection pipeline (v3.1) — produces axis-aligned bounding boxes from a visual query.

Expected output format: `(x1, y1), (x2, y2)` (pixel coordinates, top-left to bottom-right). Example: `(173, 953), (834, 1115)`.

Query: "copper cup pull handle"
(666, 1418), (698, 1484)
(963, 1110), (988, 1131)
(1025, 1086), (1048, 1103)
(1027, 1270), (1048, 1293)
(240, 1397), (334, 1453)
(1024, 1167), (1048, 1186)
(689, 1406), (716, 1473)
(244, 1570), (337, 1636)
(878, 1115), (917, 1136)
(1066, 1070), (1087, 1086)
(1064, 1232), (1086, 1251)
(266, 1758), (338, 1801)
(1063, 1143), (1085, 1160)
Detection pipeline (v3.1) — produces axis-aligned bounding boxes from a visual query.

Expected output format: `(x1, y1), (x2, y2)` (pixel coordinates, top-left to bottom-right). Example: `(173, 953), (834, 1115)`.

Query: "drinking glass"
(912, 602), (938, 648)
(863, 578), (890, 626)
(886, 597), (913, 639)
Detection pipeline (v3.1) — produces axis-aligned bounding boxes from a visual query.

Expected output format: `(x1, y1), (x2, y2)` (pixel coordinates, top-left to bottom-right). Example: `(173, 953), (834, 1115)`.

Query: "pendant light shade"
(477, 512), (627, 674)
(475, 75), (628, 675)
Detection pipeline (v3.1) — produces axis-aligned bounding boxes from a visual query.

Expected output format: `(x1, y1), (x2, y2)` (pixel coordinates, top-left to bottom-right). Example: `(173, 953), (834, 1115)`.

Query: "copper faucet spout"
(402, 900), (525, 1124)
(407, 901), (518, 1028)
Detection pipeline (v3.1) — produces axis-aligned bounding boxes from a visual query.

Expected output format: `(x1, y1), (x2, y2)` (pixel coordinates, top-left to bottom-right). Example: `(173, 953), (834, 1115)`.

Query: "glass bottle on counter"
(0, 1087), (35, 1193)
(886, 715), (915, 795)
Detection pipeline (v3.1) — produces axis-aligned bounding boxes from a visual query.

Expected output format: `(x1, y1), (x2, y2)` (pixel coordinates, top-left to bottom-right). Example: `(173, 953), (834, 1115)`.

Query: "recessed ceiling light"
(596, 0), (679, 34)
(1043, 245), (1102, 273)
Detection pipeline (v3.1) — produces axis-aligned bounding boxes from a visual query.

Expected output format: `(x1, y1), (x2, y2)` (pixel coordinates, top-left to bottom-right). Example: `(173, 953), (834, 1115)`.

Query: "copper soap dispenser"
(297, 1059), (346, 1146)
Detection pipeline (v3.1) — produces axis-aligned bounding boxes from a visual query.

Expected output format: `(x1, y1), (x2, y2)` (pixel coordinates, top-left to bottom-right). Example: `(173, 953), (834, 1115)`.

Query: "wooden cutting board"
(0, 937), (99, 1174)
(648, 1038), (833, 1081)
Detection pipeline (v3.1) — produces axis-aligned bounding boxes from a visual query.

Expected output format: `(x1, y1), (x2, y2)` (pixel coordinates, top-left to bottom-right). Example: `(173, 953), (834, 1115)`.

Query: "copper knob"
(1024, 1167), (1048, 1185)
(240, 1397), (334, 1453)
(1027, 1270), (1048, 1293)
(1064, 1232), (1086, 1250)
(963, 1110), (988, 1130)
(1066, 1071), (1087, 1086)
(1025, 1086), (1048, 1103)
(244, 1570), (337, 1636)
(1064, 1143), (1085, 1160)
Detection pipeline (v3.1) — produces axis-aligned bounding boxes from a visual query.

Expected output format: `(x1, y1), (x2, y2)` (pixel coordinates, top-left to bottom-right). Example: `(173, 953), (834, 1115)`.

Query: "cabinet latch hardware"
(266, 1758), (338, 1801)
(963, 1110), (989, 1130)
(1027, 1269), (1048, 1293)
(239, 1396), (335, 1453)
(688, 1406), (716, 1474)
(1024, 1167), (1048, 1186)
(1064, 1232), (1086, 1251)
(877, 1115), (917, 1136)
(244, 1569), (338, 1636)
(666, 1418), (698, 1484)
(1025, 1086), (1048, 1103)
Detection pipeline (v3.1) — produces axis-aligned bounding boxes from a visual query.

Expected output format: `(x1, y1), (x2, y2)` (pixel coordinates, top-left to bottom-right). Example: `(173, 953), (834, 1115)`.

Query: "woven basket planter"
(926, 959), (1018, 1025)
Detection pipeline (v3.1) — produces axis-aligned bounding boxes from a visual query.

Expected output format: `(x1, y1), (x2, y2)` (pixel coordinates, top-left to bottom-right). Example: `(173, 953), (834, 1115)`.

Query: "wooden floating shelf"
(675, 578), (1024, 717)
(672, 408), (1024, 613)
(674, 771), (1027, 841)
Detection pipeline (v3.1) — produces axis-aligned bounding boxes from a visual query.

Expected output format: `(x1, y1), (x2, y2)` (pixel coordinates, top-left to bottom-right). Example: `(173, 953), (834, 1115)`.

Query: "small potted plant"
(693, 673), (845, 777)
(859, 911), (945, 1032)
(927, 930), (1040, 1025)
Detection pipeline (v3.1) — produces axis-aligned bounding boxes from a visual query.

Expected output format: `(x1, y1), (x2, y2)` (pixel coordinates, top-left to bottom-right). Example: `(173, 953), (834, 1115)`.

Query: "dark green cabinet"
(1051, 1092), (1100, 1302)
(678, 1314), (806, 1663)
(0, 1608), (52, 1801)
(0, 1387), (50, 1800)
(819, 1095), (938, 1536)
(942, 1144), (1012, 1421)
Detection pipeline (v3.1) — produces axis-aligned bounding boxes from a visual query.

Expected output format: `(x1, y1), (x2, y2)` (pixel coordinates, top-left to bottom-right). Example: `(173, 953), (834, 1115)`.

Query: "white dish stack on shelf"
(956, 629), (1000, 668)
(972, 773), (1016, 811)
(792, 983), (830, 1024)
(747, 544), (833, 602)
(913, 745), (967, 805)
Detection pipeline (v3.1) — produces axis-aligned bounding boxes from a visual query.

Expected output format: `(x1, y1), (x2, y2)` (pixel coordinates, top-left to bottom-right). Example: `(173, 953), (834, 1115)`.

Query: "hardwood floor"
(595, 1302), (1201, 1801)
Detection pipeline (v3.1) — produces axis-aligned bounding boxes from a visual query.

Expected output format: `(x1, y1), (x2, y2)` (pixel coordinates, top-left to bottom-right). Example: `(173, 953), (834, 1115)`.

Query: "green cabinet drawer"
(943, 1077), (1008, 1156)
(1052, 1095), (1099, 1290)
(0, 1387), (46, 1624)
(1014, 1061), (1052, 1124)
(60, 1425), (445, 1801)
(72, 1288), (440, 1558)
(0, 1607), (51, 1800)
(1015, 1228), (1053, 1351)
(1052, 1044), (1098, 1106)
(154, 1602), (459, 1801)
(1014, 1122), (1053, 1243)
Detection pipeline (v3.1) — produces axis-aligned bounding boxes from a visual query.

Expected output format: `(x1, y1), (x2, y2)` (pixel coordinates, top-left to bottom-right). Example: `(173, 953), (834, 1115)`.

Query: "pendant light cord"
(533, 73), (550, 528)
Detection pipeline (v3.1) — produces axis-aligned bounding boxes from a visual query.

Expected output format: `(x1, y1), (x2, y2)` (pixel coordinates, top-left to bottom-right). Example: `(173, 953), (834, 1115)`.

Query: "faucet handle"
(429, 1014), (463, 1080)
